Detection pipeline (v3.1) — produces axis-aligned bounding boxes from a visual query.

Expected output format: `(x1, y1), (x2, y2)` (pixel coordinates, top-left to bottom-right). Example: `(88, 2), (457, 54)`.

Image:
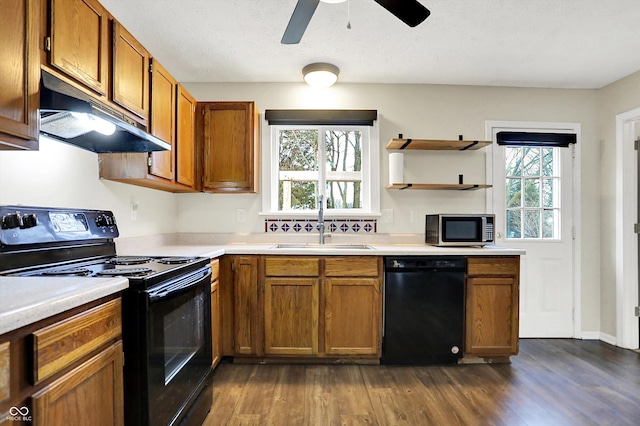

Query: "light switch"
(410, 210), (418, 223)
(381, 209), (394, 223)
(237, 209), (247, 223)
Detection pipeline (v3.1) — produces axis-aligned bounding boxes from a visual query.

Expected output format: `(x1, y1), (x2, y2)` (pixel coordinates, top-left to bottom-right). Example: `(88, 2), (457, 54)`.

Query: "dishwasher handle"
(385, 256), (466, 271)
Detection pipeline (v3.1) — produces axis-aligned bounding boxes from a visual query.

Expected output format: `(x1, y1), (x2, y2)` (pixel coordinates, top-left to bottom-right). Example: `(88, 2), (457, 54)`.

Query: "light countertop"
(0, 277), (128, 335)
(1, 239), (524, 336)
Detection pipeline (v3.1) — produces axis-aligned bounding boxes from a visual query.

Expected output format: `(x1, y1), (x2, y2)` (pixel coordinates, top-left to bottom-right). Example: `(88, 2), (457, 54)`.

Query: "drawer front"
(32, 298), (122, 383)
(211, 258), (220, 281)
(265, 257), (320, 276)
(467, 256), (519, 276)
(325, 257), (379, 277)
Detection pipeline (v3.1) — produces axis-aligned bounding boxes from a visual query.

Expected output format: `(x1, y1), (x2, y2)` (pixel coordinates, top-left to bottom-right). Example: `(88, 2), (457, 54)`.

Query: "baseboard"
(577, 331), (617, 345)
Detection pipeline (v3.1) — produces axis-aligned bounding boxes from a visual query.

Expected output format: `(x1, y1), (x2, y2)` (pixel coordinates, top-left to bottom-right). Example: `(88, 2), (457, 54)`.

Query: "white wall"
(597, 70), (640, 337)
(0, 136), (177, 237)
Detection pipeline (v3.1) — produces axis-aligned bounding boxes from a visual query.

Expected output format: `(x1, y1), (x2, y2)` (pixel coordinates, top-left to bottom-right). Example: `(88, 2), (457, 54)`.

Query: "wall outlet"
(236, 208), (247, 223)
(380, 209), (394, 223)
(410, 210), (418, 223)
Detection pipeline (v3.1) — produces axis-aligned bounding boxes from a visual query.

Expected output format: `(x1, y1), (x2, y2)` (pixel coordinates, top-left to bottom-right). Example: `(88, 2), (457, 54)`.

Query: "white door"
(488, 123), (576, 338)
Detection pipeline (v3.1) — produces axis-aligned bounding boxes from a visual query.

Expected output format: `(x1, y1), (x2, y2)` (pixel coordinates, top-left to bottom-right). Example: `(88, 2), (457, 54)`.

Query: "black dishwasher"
(382, 256), (466, 364)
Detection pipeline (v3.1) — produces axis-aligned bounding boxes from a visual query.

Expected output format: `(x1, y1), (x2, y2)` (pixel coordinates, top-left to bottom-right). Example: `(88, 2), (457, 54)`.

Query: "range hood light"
(70, 113), (115, 136)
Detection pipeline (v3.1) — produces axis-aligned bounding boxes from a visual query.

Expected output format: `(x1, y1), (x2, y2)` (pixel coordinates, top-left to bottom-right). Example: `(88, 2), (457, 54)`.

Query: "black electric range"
(0, 205), (213, 426)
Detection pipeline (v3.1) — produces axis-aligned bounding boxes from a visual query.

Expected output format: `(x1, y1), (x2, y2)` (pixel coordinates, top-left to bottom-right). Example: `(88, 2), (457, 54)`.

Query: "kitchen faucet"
(317, 194), (330, 244)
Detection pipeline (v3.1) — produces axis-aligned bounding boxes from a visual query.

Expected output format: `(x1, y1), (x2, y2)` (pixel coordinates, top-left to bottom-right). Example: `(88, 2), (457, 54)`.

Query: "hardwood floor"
(203, 339), (640, 425)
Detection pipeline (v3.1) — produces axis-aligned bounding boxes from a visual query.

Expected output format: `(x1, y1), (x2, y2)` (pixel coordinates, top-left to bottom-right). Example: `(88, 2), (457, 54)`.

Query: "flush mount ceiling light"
(302, 63), (340, 88)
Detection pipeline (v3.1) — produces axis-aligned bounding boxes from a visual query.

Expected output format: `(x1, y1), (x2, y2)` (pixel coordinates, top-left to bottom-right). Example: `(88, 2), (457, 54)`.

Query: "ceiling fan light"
(302, 63), (340, 88)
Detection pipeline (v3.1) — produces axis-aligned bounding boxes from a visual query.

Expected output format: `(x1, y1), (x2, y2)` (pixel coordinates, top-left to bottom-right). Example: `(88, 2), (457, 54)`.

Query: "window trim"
(261, 118), (380, 218)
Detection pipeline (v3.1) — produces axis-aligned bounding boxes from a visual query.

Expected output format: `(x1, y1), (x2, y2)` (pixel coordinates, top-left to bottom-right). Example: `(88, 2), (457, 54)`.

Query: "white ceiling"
(100, 0), (640, 89)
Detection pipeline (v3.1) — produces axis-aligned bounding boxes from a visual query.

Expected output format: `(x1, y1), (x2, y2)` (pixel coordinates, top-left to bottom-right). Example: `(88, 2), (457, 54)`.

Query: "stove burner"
(110, 256), (152, 265)
(96, 268), (153, 277)
(156, 257), (193, 265)
(42, 267), (91, 276)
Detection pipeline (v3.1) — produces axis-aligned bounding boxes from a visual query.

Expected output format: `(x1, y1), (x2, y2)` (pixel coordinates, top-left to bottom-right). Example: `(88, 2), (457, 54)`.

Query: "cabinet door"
(200, 102), (259, 193)
(264, 278), (319, 356)
(0, 0), (39, 150)
(465, 276), (519, 355)
(233, 256), (260, 355)
(48, 0), (109, 95)
(149, 59), (176, 180)
(176, 84), (197, 188)
(211, 259), (221, 368)
(32, 341), (124, 426)
(112, 21), (149, 120)
(325, 278), (381, 355)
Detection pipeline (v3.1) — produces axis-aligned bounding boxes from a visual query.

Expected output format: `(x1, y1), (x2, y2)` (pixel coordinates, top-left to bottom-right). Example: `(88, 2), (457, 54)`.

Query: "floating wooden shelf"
(385, 138), (491, 151)
(386, 183), (492, 191)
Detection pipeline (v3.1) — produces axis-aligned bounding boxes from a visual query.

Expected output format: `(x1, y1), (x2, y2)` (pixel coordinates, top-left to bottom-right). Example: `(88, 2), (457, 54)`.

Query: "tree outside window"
(276, 127), (364, 212)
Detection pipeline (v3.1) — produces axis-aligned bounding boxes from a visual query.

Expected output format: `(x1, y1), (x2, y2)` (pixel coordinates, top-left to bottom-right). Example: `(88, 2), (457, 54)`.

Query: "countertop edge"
(0, 277), (128, 335)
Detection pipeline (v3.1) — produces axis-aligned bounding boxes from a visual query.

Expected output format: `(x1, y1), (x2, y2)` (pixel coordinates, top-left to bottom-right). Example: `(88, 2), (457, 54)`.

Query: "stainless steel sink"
(271, 243), (374, 250)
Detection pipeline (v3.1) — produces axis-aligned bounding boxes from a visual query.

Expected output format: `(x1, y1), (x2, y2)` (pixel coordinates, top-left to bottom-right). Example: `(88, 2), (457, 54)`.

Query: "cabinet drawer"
(32, 298), (122, 383)
(467, 257), (519, 276)
(325, 257), (379, 277)
(265, 257), (320, 276)
(211, 258), (220, 281)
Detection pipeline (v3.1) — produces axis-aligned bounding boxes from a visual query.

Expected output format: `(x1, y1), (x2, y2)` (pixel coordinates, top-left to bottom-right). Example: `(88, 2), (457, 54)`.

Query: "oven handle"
(147, 265), (212, 301)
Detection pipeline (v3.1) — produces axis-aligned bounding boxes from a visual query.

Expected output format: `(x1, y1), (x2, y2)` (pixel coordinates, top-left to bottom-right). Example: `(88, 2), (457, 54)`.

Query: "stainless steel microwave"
(425, 214), (495, 247)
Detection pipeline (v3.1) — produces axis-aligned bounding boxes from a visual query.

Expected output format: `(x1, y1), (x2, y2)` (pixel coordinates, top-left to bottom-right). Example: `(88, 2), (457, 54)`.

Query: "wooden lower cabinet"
(264, 277), (319, 356)
(324, 278), (381, 355)
(210, 258), (221, 368)
(232, 256), (261, 356)
(0, 296), (123, 425)
(32, 341), (124, 426)
(223, 255), (382, 361)
(465, 256), (520, 357)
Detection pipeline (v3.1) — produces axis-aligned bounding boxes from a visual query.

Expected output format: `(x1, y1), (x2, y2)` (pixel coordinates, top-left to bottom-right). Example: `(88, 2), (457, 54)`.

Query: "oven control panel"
(0, 205), (119, 247)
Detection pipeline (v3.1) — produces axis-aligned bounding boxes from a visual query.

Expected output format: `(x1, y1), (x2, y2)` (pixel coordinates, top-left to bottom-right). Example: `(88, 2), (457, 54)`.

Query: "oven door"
(124, 265), (212, 426)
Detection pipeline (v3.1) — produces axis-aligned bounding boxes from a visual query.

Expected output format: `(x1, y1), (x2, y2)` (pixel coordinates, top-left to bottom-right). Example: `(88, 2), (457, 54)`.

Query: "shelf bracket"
(399, 139), (412, 149)
(460, 141), (479, 151)
(460, 185), (480, 191)
(400, 183), (413, 190)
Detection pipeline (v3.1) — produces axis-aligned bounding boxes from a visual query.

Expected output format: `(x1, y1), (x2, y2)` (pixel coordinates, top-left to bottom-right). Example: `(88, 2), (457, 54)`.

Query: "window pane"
(522, 147), (540, 176)
(542, 178), (556, 208)
(543, 209), (557, 238)
(524, 178), (540, 207)
(326, 181), (362, 209)
(506, 178), (521, 208)
(505, 147), (522, 176)
(324, 130), (363, 210)
(279, 181), (317, 210)
(279, 130), (318, 172)
(524, 210), (540, 238)
(506, 210), (521, 238)
(542, 148), (554, 176)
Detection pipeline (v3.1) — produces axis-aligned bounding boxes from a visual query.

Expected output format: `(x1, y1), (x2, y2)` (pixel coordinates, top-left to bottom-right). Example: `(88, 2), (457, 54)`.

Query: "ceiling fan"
(281, 0), (431, 44)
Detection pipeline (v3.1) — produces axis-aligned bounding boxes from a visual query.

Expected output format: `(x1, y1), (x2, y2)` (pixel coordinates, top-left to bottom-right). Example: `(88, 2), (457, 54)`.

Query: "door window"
(505, 146), (561, 239)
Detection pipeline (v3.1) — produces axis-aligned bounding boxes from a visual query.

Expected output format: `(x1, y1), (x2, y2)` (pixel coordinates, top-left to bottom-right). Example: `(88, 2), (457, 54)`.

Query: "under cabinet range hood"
(39, 71), (170, 153)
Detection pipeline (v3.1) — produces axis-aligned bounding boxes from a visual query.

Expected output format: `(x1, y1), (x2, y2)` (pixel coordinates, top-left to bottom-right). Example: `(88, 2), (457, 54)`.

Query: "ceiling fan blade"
(372, 0), (430, 27)
(281, 0), (320, 44)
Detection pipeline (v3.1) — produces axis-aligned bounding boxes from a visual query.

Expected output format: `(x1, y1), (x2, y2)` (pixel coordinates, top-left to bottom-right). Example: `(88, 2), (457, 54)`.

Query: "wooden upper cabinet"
(0, 0), (39, 150)
(47, 0), (109, 95)
(149, 59), (176, 181)
(176, 84), (197, 188)
(112, 20), (150, 120)
(199, 101), (260, 193)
